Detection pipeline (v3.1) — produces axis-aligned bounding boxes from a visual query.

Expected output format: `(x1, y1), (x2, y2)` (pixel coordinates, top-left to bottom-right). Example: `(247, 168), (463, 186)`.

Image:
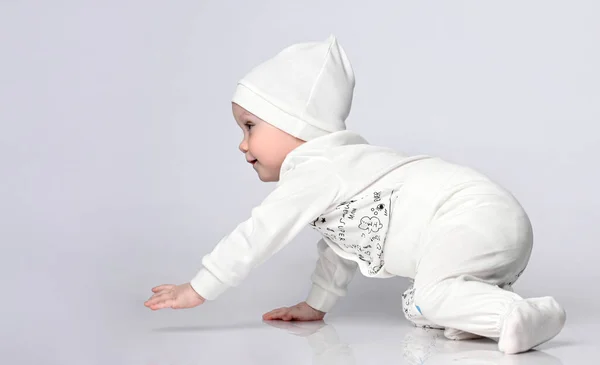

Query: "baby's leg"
(402, 282), (444, 329)
(412, 202), (565, 354)
(402, 282), (484, 340)
(444, 283), (515, 341)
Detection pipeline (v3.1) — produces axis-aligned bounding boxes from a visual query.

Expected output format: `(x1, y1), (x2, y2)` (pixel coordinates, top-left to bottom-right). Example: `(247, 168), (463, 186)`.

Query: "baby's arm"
(306, 239), (358, 312)
(263, 239), (358, 320)
(146, 161), (343, 311)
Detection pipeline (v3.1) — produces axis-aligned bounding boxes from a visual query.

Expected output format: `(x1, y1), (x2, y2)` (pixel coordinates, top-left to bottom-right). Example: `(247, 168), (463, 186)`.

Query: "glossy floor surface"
(138, 316), (594, 365)
(7, 294), (597, 364)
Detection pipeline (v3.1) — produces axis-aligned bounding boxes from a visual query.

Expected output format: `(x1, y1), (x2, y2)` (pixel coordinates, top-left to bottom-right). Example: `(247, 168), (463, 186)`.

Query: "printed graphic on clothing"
(309, 188), (397, 275)
(402, 283), (443, 330)
(359, 216), (382, 233)
(402, 285), (419, 320)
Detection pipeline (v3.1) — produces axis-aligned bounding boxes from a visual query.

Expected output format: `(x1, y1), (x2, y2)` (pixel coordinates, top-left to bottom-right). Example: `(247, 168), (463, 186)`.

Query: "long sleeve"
(306, 238), (358, 312)
(190, 163), (342, 300)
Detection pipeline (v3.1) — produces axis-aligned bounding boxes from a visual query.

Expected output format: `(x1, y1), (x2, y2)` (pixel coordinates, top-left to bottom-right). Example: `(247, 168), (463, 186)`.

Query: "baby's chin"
(255, 166), (279, 182)
(258, 173), (279, 182)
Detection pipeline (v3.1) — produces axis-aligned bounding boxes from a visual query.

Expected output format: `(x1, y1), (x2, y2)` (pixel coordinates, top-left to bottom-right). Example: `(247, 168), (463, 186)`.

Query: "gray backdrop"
(1, 1), (598, 363)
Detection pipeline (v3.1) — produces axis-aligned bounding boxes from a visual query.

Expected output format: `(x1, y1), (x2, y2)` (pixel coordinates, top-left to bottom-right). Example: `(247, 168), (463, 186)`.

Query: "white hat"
(232, 35), (355, 141)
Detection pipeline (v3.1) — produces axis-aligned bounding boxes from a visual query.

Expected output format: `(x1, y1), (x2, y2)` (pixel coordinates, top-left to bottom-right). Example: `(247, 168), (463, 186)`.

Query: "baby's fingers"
(145, 293), (172, 308)
(264, 307), (286, 316)
(148, 298), (175, 310)
(281, 312), (294, 321)
(145, 294), (175, 310)
(152, 284), (175, 293)
(263, 308), (288, 320)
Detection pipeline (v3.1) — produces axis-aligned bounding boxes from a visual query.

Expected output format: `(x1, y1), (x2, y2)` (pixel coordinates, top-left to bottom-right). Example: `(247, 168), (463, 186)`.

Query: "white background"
(1, 1), (598, 364)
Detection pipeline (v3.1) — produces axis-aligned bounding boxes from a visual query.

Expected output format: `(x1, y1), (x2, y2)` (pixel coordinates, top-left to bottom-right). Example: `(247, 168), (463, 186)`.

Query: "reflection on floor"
(135, 312), (595, 365)
(264, 320), (564, 365)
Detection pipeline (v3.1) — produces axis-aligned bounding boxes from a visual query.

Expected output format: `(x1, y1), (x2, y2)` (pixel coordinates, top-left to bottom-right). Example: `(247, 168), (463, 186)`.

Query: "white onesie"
(190, 130), (565, 353)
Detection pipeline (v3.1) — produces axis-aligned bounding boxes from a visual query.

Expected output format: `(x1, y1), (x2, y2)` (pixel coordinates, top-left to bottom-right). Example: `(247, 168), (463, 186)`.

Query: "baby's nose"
(239, 140), (248, 153)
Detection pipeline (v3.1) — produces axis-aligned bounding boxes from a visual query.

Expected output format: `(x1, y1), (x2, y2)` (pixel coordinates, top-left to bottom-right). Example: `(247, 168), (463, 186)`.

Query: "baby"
(144, 35), (566, 354)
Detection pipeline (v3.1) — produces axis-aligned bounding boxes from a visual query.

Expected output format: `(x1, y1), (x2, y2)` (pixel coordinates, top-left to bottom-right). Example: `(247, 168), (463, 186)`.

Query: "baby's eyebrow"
(240, 110), (256, 120)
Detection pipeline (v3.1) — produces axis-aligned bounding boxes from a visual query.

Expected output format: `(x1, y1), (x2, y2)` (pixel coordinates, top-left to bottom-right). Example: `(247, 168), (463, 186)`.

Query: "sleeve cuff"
(190, 268), (230, 300)
(306, 284), (339, 312)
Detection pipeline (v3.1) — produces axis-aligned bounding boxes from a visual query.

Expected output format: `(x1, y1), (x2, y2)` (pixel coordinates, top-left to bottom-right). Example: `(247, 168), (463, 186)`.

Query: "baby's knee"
(412, 275), (480, 319)
(411, 279), (454, 319)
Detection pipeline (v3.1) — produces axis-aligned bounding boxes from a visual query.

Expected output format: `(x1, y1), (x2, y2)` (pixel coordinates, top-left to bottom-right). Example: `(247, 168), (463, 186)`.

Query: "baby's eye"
(245, 122), (254, 130)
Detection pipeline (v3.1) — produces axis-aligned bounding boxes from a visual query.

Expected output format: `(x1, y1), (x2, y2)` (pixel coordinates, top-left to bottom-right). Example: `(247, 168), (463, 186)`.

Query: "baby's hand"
(144, 283), (205, 310)
(263, 301), (326, 321)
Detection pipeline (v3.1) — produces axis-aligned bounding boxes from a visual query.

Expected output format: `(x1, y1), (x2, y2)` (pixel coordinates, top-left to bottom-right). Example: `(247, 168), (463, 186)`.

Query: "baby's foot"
(498, 297), (566, 354)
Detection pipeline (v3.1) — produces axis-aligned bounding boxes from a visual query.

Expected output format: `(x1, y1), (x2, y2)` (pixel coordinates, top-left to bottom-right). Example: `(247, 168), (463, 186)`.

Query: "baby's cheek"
(261, 148), (286, 169)
(258, 155), (278, 170)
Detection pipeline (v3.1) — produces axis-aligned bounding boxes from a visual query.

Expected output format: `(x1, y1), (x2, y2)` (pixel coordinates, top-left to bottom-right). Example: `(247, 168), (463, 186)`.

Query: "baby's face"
(232, 102), (305, 182)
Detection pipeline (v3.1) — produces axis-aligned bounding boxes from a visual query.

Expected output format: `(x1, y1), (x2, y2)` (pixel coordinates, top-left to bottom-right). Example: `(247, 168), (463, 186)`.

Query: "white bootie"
(498, 297), (566, 354)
